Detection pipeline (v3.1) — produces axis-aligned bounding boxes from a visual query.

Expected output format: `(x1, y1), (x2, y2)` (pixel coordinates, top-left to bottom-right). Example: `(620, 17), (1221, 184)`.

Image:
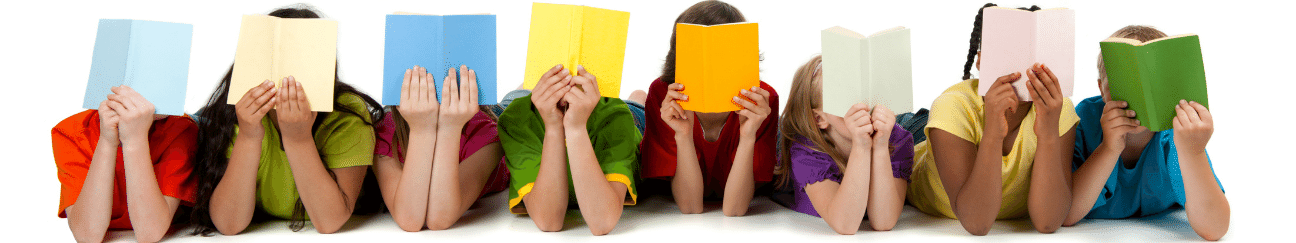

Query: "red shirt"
(640, 78), (780, 193)
(52, 110), (199, 229)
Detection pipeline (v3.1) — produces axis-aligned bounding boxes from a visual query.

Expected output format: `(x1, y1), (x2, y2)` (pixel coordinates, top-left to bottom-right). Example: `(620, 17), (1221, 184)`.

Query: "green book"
(1100, 34), (1208, 131)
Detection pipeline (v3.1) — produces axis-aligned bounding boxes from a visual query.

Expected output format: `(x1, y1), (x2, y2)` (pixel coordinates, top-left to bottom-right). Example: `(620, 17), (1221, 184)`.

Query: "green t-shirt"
(230, 93), (375, 219)
(498, 94), (641, 214)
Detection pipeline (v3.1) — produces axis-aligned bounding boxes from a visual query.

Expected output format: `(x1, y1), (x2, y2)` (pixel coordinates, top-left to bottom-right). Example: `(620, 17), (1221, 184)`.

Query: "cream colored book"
(820, 26), (912, 116)
(230, 14), (338, 112)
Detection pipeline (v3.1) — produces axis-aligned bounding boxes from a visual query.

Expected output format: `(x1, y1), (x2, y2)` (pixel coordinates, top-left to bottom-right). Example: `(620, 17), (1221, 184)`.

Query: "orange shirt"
(51, 110), (199, 229)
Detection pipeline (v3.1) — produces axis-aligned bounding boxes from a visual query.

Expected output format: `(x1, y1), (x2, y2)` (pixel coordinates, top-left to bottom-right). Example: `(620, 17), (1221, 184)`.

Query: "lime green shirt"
(230, 94), (375, 219)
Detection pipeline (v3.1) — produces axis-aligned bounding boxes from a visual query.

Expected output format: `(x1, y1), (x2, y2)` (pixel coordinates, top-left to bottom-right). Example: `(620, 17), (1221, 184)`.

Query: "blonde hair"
(775, 55), (848, 189)
(1098, 25), (1168, 79)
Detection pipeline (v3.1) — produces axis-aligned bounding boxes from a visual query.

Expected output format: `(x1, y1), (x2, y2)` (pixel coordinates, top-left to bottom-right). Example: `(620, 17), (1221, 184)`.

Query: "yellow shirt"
(907, 79), (1079, 219)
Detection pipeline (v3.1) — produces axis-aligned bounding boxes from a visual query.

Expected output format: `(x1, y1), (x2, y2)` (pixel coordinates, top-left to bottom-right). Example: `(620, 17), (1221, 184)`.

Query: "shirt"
(786, 125), (916, 217)
(373, 111), (510, 197)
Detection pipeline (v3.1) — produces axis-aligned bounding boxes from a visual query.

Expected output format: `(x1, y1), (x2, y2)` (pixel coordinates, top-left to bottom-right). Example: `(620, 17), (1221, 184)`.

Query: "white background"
(1, 0), (1292, 242)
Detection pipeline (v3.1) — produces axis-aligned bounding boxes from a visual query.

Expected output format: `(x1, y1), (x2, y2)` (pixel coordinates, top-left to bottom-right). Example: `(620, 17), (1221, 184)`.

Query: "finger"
(540, 64), (563, 82)
(286, 77), (298, 111)
(996, 72), (1022, 84)
(257, 97), (277, 117)
(415, 66), (426, 103)
(1025, 69), (1044, 105)
(447, 67), (459, 104)
(669, 102), (688, 120)
(467, 68), (478, 105)
(665, 90), (689, 102)
(1035, 64), (1057, 102)
(243, 80), (273, 107)
(1041, 64), (1062, 97)
(1190, 102), (1211, 124)
(1180, 100), (1201, 123)
(742, 87), (769, 107)
(106, 100), (129, 116)
(276, 78), (288, 111)
(402, 68), (412, 104)
(576, 65), (599, 94)
(425, 70), (437, 105)
(1174, 102), (1189, 126)
(1171, 115), (1183, 130)
(733, 95), (757, 110)
(296, 78), (309, 111)
(252, 84), (276, 111)
(668, 83), (685, 92)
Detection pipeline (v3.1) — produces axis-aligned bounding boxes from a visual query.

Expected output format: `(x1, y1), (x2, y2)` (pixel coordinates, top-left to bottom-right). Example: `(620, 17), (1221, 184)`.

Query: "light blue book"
(83, 19), (193, 116)
(382, 13), (497, 105)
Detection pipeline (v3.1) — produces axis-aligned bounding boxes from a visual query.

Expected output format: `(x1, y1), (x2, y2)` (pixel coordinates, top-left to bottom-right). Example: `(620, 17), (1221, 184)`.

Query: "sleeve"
(52, 123), (93, 218)
(925, 90), (981, 143)
(638, 79), (679, 179)
(459, 112), (501, 161)
(1058, 98), (1081, 136)
(152, 118), (200, 204)
(789, 139), (841, 188)
(888, 124), (916, 181)
(751, 83), (780, 182)
(498, 96), (544, 213)
(373, 111), (398, 159)
(591, 98), (643, 205)
(1072, 100), (1101, 172)
(320, 97), (376, 169)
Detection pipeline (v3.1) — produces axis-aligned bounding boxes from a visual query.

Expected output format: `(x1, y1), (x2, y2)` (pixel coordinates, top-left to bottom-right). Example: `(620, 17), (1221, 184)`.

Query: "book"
(83, 19), (193, 116)
(229, 14), (338, 112)
(674, 22), (760, 113)
(1100, 34), (1208, 132)
(523, 2), (629, 97)
(382, 12), (497, 105)
(820, 26), (913, 117)
(978, 7), (1075, 101)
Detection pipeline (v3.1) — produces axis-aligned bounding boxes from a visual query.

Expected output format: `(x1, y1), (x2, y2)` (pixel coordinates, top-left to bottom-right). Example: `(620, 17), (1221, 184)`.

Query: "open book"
(229, 15), (337, 112)
(675, 22), (760, 113)
(83, 19), (193, 116)
(820, 26), (912, 116)
(1101, 34), (1208, 131)
(383, 12), (497, 105)
(523, 2), (629, 97)
(978, 7), (1075, 101)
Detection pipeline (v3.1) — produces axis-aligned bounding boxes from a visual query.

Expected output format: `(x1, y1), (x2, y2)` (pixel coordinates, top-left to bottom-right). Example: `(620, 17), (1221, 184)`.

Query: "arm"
(660, 83), (703, 214)
(805, 105), (874, 234)
(63, 123), (118, 243)
(866, 106), (906, 231)
(1065, 101), (1139, 226)
(276, 77), (366, 234)
(374, 66), (439, 232)
(426, 66), (499, 230)
(108, 87), (182, 243)
(724, 86), (773, 217)
(1025, 64), (1073, 233)
(563, 66), (627, 235)
(1174, 101), (1229, 240)
(523, 64), (575, 232)
(930, 73), (1020, 236)
(209, 80), (277, 235)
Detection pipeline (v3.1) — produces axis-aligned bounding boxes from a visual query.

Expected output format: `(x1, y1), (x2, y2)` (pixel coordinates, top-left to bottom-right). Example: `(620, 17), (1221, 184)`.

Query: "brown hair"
(660, 0), (746, 84)
(386, 106), (498, 161)
(775, 56), (846, 189)
(1097, 25), (1168, 79)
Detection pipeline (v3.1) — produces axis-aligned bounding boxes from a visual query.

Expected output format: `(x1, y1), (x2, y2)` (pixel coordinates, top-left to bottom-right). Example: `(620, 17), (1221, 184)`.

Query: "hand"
(870, 104), (896, 144)
(563, 65), (601, 127)
(1172, 100), (1213, 153)
(734, 86), (772, 141)
(439, 65), (479, 130)
(660, 83), (694, 136)
(1026, 63), (1064, 138)
(235, 80), (278, 134)
(398, 66), (439, 131)
(105, 86), (156, 146)
(1099, 100), (1140, 151)
(984, 72), (1022, 137)
(844, 103), (875, 147)
(96, 100), (121, 146)
(533, 64), (573, 127)
(275, 76), (317, 138)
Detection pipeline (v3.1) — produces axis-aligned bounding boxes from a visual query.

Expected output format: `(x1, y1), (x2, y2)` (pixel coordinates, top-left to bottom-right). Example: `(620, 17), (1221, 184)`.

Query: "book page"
(230, 15), (277, 106)
(277, 18), (338, 112)
(978, 7), (1036, 100)
(523, 3), (578, 90)
(125, 20), (193, 115)
(578, 6), (630, 97)
(1147, 35), (1207, 131)
(676, 23), (759, 113)
(820, 26), (866, 117)
(382, 14), (445, 105)
(1034, 9), (1075, 100)
(83, 19), (132, 112)
(445, 15), (499, 104)
(868, 27), (913, 113)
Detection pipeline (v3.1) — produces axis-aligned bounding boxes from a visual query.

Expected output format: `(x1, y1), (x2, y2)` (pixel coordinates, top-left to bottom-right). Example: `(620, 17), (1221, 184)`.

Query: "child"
(1064, 25), (1229, 240)
(906, 3), (1078, 235)
(372, 65), (509, 231)
(188, 6), (384, 235)
(776, 56), (915, 234)
(53, 86), (198, 243)
(640, 0), (780, 216)
(498, 64), (641, 235)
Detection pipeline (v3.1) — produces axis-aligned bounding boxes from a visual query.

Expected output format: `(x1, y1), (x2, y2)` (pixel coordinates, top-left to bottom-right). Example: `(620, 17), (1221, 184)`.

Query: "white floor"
(60, 190), (1267, 243)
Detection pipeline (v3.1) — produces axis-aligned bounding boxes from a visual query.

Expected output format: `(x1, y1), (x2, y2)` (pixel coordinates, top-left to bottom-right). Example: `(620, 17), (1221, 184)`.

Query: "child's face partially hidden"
(153, 114), (168, 121)
(814, 110), (856, 155)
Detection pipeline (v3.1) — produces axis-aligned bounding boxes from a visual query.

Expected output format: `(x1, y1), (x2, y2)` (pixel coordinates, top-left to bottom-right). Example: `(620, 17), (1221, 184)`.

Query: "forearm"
(281, 135), (356, 233)
(67, 140), (119, 243)
(209, 132), (262, 235)
(670, 134), (704, 214)
(1178, 149), (1229, 240)
(522, 125), (570, 231)
(954, 135), (1005, 235)
(821, 144), (872, 234)
(121, 142), (176, 242)
(867, 143), (905, 231)
(426, 127), (466, 229)
(1028, 137), (1071, 233)
(1065, 144), (1120, 226)
(721, 138), (757, 217)
(387, 128), (436, 231)
(565, 127), (625, 235)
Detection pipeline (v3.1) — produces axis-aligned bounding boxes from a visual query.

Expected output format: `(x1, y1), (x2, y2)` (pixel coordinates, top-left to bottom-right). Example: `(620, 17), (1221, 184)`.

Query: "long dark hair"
(188, 8), (385, 235)
(660, 0), (747, 84)
(961, 3), (1041, 80)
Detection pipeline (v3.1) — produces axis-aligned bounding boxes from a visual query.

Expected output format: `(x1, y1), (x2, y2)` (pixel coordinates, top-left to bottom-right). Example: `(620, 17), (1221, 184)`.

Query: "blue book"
(83, 19), (193, 116)
(383, 13), (497, 105)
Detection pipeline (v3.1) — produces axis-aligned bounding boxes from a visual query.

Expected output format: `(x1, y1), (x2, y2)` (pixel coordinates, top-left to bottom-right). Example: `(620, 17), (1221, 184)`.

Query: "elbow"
(311, 216), (350, 234)
(392, 214), (424, 232)
(722, 204), (749, 217)
(828, 221), (858, 235)
(1032, 219), (1062, 234)
(1062, 213), (1083, 227)
(678, 202), (704, 214)
(425, 214), (459, 231)
(212, 218), (247, 236)
(69, 228), (104, 243)
(957, 217), (994, 236)
(1197, 227), (1228, 241)
(870, 219), (897, 232)
(531, 213), (564, 232)
(586, 219), (619, 236)
(133, 230), (165, 243)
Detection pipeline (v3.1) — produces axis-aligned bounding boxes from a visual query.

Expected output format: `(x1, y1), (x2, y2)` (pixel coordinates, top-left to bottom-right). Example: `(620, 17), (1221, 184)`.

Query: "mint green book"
(1100, 34), (1208, 132)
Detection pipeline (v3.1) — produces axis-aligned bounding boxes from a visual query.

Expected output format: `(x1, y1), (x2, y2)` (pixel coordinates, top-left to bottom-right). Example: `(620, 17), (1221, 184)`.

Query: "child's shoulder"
(53, 110), (98, 134)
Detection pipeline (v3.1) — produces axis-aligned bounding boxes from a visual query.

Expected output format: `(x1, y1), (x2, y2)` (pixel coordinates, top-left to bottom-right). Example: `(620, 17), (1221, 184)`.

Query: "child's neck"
(999, 102), (1032, 156)
(696, 112), (730, 143)
(1119, 130), (1155, 169)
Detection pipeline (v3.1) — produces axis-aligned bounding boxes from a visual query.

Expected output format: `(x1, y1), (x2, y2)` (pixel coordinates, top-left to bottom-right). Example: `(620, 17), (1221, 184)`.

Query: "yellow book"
(523, 2), (629, 97)
(675, 22), (759, 113)
(230, 14), (338, 112)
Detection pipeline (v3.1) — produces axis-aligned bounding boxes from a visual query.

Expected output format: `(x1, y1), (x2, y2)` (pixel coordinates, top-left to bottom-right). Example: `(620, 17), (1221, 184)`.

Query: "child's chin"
(152, 115), (169, 120)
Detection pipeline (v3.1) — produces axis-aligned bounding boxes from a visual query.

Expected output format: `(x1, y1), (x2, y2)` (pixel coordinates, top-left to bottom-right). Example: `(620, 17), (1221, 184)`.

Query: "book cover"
(978, 7), (1075, 101)
(675, 22), (760, 113)
(523, 2), (629, 97)
(1101, 34), (1208, 131)
(820, 26), (913, 117)
(83, 19), (193, 116)
(230, 15), (338, 112)
(383, 13), (497, 105)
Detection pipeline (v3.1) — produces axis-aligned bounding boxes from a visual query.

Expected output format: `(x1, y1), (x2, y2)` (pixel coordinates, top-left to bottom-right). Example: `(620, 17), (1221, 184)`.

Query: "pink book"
(977, 7), (1074, 101)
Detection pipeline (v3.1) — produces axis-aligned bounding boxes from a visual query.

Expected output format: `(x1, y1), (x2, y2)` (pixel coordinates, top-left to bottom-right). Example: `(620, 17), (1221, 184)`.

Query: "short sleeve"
(459, 112), (501, 161)
(498, 95), (545, 213)
(52, 114), (94, 218)
(925, 81), (982, 143)
(589, 98), (643, 205)
(1057, 98), (1081, 135)
(152, 117), (200, 204)
(639, 78), (680, 179)
(888, 124), (916, 181)
(789, 139), (841, 187)
(319, 95), (376, 168)
(373, 111), (398, 159)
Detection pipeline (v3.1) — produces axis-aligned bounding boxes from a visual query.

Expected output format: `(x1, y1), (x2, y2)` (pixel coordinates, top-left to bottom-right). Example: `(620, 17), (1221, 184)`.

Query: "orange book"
(674, 22), (759, 113)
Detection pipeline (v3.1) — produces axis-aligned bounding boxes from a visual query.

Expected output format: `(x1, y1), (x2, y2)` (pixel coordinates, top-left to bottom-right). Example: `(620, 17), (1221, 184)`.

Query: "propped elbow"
(722, 205), (749, 217)
(425, 214), (459, 231)
(392, 214), (424, 232)
(1197, 227), (1228, 241)
(133, 226), (169, 243)
(959, 219), (993, 236)
(870, 219), (896, 231)
(587, 220), (618, 236)
(532, 215), (564, 232)
(1033, 220), (1061, 233)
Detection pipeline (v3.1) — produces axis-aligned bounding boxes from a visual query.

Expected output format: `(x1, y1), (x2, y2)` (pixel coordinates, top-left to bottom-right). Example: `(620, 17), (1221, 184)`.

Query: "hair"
(660, 0), (747, 84)
(1097, 25), (1167, 79)
(188, 8), (385, 235)
(962, 3), (1042, 80)
(385, 105), (497, 161)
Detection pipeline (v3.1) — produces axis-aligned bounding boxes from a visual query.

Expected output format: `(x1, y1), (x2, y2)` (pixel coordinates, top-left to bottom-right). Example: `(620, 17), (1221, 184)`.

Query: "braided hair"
(962, 3), (1042, 80)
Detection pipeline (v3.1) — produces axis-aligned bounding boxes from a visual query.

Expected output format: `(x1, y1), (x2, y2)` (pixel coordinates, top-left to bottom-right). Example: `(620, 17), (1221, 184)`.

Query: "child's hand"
(871, 104), (896, 144)
(440, 65), (479, 130)
(563, 65), (601, 127)
(1027, 63), (1064, 139)
(1172, 100), (1213, 154)
(97, 99), (121, 146)
(106, 86), (156, 146)
(235, 80), (278, 134)
(984, 72), (1021, 137)
(660, 83), (694, 136)
(533, 64), (573, 127)
(398, 66), (439, 131)
(1099, 100), (1140, 150)
(844, 103), (875, 148)
(275, 76), (317, 138)
(734, 86), (772, 141)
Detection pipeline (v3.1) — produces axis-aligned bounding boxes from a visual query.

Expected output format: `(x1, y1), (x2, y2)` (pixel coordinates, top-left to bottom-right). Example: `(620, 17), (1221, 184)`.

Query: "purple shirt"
(787, 124), (915, 217)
